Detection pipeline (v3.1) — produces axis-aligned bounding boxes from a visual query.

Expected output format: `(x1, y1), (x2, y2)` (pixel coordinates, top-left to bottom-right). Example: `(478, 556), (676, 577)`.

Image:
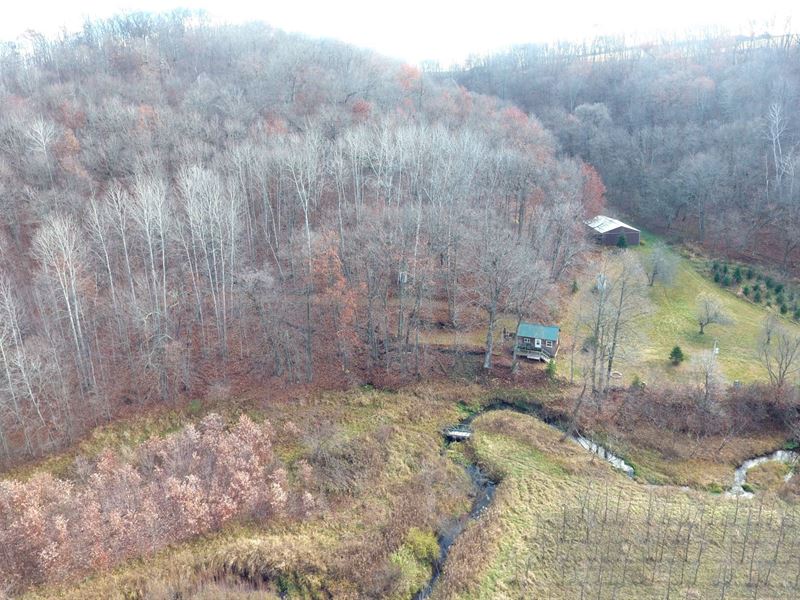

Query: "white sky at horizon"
(1, 1), (798, 67)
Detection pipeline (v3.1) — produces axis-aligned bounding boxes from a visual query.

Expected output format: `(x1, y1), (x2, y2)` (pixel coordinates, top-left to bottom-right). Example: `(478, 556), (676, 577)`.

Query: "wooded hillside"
(0, 12), (597, 462)
(449, 33), (800, 269)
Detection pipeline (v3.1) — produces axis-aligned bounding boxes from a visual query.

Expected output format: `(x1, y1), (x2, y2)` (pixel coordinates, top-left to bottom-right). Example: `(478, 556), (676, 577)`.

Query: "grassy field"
(9, 380), (799, 599)
(561, 232), (800, 385)
(16, 384), (479, 599)
(434, 410), (800, 599)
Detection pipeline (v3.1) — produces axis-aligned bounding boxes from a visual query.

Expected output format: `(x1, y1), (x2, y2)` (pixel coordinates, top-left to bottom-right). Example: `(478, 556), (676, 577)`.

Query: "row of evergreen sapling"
(711, 262), (800, 320)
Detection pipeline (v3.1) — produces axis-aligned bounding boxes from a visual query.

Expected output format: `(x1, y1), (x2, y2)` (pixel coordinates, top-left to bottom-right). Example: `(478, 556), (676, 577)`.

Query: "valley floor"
(9, 379), (799, 599)
(436, 409), (800, 599)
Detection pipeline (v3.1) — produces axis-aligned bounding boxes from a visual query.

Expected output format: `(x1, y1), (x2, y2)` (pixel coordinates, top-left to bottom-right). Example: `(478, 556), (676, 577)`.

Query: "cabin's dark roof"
(516, 322), (560, 340)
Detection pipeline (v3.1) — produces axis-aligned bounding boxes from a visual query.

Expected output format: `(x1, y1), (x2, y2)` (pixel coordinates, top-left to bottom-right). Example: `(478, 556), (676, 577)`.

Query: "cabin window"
(534, 338), (542, 349)
(523, 337), (531, 344)
(545, 340), (554, 348)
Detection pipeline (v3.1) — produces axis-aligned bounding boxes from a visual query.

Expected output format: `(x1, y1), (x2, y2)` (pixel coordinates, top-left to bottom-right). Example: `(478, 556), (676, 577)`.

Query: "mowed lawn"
(564, 232), (800, 384)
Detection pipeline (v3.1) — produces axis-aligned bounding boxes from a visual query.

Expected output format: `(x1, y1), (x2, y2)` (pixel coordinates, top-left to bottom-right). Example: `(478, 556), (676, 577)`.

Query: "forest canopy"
(448, 33), (800, 269)
(0, 12), (595, 462)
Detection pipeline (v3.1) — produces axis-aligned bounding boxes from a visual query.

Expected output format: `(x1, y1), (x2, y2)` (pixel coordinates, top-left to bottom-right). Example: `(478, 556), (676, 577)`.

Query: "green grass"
(642, 238), (776, 381)
(564, 232), (800, 384)
(389, 528), (441, 599)
(433, 410), (800, 599)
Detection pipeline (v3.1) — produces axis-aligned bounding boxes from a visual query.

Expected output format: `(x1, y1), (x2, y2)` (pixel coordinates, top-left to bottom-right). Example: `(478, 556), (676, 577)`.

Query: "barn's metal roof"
(516, 322), (560, 340)
(585, 215), (640, 234)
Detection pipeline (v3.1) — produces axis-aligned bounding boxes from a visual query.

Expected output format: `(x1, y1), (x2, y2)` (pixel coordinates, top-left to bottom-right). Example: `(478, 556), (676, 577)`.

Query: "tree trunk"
(483, 301), (497, 370)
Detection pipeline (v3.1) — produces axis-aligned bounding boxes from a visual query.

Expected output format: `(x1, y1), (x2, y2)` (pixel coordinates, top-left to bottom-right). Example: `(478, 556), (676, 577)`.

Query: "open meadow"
(434, 409), (800, 600)
(559, 233), (800, 386)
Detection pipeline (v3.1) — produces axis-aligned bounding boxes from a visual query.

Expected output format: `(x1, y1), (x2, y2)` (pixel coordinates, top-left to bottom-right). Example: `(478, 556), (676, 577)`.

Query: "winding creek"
(416, 401), (798, 599)
(729, 449), (799, 497)
(415, 402), (633, 600)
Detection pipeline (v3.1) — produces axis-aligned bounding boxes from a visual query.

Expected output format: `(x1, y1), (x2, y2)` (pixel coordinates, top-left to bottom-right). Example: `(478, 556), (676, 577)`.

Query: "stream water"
(413, 463), (496, 600)
(416, 401), (796, 599)
(728, 449), (799, 497)
(414, 402), (633, 599)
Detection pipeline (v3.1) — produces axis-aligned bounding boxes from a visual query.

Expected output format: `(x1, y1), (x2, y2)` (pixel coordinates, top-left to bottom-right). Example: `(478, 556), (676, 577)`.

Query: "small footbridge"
(443, 424), (472, 441)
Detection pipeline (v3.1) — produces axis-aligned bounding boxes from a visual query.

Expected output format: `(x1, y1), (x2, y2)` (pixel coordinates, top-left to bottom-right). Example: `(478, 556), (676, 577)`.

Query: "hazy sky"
(2, 0), (798, 66)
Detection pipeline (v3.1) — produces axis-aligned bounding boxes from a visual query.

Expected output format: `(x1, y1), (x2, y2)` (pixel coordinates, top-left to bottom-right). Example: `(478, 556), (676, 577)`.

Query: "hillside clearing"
(561, 233), (800, 385)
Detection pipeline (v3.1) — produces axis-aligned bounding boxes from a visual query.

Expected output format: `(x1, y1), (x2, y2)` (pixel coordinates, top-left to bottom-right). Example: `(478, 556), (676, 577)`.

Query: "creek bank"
(463, 401), (636, 476)
(418, 400), (795, 599)
(728, 449), (799, 497)
(415, 401), (634, 599)
(413, 462), (495, 600)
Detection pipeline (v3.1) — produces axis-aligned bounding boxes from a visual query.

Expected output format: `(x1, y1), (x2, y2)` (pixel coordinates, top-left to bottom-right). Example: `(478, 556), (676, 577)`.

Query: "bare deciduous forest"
(450, 33), (800, 270)
(0, 12), (594, 461)
(1, 11), (800, 600)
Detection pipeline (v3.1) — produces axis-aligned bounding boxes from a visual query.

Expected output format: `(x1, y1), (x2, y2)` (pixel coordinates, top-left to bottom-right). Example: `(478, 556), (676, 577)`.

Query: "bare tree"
(509, 255), (553, 373)
(25, 117), (57, 188)
(130, 174), (172, 337)
(527, 169), (589, 283)
(283, 130), (324, 382)
(603, 254), (650, 391)
(759, 320), (800, 389)
(675, 152), (725, 240)
(33, 214), (94, 390)
(0, 278), (48, 455)
(695, 293), (732, 335)
(643, 243), (678, 287)
(765, 102), (794, 198)
(691, 350), (723, 413)
(86, 197), (121, 331)
(471, 209), (523, 371)
(105, 182), (138, 308)
(579, 255), (649, 395)
(581, 265), (613, 395)
(178, 166), (242, 360)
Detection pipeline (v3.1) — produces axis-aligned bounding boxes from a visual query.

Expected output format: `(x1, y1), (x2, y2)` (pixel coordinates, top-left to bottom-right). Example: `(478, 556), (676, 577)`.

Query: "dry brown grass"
(433, 410), (800, 600)
(20, 384), (474, 599)
(14, 379), (798, 599)
(602, 425), (788, 488)
(748, 461), (793, 492)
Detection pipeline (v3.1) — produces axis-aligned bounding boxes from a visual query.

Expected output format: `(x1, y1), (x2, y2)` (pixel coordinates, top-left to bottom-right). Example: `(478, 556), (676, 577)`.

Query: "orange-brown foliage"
(0, 414), (292, 594)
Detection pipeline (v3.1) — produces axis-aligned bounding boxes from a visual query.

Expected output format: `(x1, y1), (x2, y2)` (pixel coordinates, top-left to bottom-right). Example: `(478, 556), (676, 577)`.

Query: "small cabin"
(585, 215), (640, 246)
(515, 322), (560, 362)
